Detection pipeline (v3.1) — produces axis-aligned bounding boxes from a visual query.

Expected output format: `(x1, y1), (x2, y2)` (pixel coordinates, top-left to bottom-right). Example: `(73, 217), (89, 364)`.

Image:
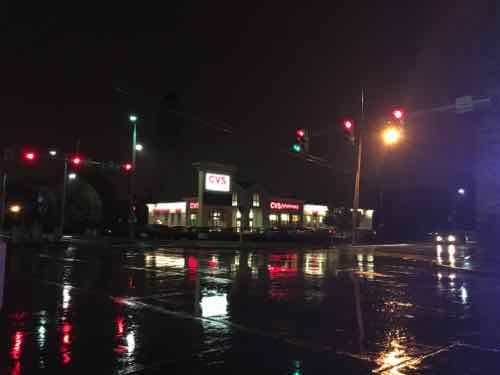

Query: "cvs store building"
(147, 162), (329, 231)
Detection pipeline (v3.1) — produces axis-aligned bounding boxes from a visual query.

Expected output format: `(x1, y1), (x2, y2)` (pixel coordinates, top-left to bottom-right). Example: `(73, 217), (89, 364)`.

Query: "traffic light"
(292, 128), (309, 153)
(392, 108), (405, 122)
(22, 150), (37, 163)
(122, 163), (133, 173)
(70, 155), (83, 167)
(342, 120), (355, 144)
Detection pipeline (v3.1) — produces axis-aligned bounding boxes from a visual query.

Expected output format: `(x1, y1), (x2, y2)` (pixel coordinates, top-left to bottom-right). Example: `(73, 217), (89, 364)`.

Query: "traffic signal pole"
(129, 121), (137, 239)
(59, 158), (68, 238)
(352, 89), (364, 244)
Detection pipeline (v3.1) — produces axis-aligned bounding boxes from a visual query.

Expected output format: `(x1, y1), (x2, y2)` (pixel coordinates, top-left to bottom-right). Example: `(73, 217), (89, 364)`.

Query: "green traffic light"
(292, 144), (302, 152)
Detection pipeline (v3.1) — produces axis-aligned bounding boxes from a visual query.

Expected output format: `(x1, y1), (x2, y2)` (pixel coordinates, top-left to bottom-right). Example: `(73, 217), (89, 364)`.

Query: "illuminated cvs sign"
(205, 173), (231, 192)
(270, 201), (300, 211)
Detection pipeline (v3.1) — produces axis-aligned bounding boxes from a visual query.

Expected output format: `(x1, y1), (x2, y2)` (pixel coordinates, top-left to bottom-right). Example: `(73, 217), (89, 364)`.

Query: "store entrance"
(209, 209), (225, 228)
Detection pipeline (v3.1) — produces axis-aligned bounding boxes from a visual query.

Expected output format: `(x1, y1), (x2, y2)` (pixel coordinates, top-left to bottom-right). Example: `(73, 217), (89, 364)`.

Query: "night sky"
(3, 1), (498, 208)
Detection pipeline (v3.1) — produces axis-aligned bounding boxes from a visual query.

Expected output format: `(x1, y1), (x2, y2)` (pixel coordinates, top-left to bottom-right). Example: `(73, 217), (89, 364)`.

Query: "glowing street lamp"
(458, 188), (466, 196)
(135, 143), (144, 152)
(68, 173), (77, 180)
(9, 205), (22, 213)
(382, 126), (402, 146)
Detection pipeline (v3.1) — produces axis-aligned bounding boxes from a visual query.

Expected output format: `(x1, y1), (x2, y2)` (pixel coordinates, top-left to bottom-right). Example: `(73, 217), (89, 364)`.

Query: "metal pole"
(59, 158), (68, 238)
(352, 89), (364, 244)
(0, 172), (7, 232)
(129, 122), (137, 239)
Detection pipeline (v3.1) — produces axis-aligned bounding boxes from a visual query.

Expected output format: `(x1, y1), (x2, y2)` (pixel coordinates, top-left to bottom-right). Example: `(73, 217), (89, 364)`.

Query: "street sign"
(455, 96), (473, 114)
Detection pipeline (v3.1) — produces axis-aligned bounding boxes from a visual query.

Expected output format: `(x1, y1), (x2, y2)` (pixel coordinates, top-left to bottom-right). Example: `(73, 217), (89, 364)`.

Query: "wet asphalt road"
(1, 241), (500, 374)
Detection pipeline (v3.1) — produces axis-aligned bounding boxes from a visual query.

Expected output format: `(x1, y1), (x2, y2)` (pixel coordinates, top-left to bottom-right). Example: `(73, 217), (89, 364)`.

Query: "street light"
(9, 205), (21, 213)
(68, 173), (77, 180)
(129, 114), (138, 123)
(382, 126), (402, 146)
(135, 143), (144, 152)
(458, 188), (466, 196)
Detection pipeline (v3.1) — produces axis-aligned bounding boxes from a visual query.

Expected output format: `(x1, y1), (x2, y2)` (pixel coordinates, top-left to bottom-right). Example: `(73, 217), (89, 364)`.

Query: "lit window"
(232, 192), (238, 207)
(236, 215), (241, 232)
(306, 216), (311, 223)
(190, 213), (197, 226)
(280, 213), (289, 224)
(211, 210), (223, 227)
(248, 209), (255, 230)
(269, 214), (278, 225)
(292, 215), (300, 223)
(252, 193), (260, 207)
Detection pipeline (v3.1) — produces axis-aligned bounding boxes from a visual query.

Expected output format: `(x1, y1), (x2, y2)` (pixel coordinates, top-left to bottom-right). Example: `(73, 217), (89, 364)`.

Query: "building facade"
(147, 162), (329, 231)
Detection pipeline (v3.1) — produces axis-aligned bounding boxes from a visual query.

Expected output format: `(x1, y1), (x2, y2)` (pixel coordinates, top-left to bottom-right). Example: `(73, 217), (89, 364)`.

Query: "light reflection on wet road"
(1, 242), (500, 374)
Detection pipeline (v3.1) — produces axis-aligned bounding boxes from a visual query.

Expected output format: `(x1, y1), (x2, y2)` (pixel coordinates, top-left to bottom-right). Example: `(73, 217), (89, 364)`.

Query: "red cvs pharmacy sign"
(205, 173), (231, 192)
(270, 201), (300, 211)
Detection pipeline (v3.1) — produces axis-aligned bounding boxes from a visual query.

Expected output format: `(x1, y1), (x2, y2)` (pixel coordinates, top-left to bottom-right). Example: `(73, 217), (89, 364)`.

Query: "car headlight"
(436, 235), (443, 242)
(447, 235), (456, 242)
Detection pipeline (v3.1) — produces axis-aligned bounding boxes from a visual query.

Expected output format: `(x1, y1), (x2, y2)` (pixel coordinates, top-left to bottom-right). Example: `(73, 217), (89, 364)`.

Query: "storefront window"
(306, 216), (311, 223)
(292, 215), (300, 223)
(211, 210), (223, 227)
(269, 214), (278, 225)
(280, 213), (289, 225)
(252, 193), (260, 207)
(236, 210), (242, 232)
(232, 191), (238, 207)
(190, 213), (197, 226)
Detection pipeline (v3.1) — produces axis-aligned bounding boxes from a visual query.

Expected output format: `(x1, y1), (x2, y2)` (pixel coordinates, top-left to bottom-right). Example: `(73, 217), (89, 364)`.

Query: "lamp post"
(129, 114), (138, 239)
(58, 158), (69, 238)
(352, 89), (364, 244)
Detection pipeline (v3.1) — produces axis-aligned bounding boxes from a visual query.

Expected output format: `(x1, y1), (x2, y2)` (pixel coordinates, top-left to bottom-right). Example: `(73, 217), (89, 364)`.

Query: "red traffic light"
(23, 151), (37, 161)
(70, 155), (83, 167)
(392, 109), (404, 120)
(296, 129), (305, 138)
(343, 120), (354, 131)
(122, 163), (133, 172)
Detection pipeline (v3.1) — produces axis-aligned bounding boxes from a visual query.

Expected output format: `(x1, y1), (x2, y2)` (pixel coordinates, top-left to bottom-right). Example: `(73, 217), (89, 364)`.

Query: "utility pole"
(352, 89), (364, 244)
(0, 172), (7, 232)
